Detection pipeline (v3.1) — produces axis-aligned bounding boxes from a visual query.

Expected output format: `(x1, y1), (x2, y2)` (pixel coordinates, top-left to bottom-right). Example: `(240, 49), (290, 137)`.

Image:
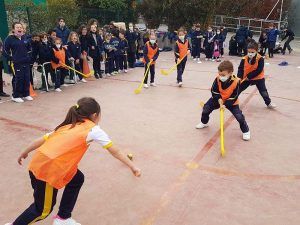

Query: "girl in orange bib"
(6, 97), (141, 225)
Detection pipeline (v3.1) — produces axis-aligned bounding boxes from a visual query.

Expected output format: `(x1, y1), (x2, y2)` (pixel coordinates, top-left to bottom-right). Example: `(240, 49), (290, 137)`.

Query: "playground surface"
(0, 47), (300, 225)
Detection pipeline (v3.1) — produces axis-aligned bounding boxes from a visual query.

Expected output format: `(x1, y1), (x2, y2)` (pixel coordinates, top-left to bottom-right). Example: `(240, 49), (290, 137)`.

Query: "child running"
(175, 27), (190, 87)
(142, 32), (159, 88)
(5, 97), (141, 225)
(196, 60), (250, 141)
(237, 41), (276, 109)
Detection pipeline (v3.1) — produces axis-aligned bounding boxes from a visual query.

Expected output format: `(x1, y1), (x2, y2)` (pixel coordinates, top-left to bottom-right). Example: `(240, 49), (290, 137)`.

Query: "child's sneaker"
(205, 58), (209, 61)
(53, 217), (81, 225)
(4, 223), (12, 225)
(267, 102), (277, 109)
(193, 58), (197, 61)
(124, 69), (128, 73)
(150, 83), (157, 87)
(195, 122), (208, 129)
(178, 82), (183, 87)
(61, 84), (69, 87)
(242, 131), (251, 141)
(106, 73), (111, 77)
(12, 97), (24, 103)
(24, 96), (33, 101)
(197, 58), (202, 64)
(55, 88), (62, 92)
(143, 84), (149, 88)
(80, 78), (87, 83)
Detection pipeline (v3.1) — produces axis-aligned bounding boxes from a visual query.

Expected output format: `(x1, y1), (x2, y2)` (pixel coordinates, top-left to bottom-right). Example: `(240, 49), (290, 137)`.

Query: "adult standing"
(266, 23), (279, 58)
(126, 23), (139, 68)
(281, 28), (295, 55)
(235, 25), (250, 56)
(54, 17), (70, 45)
(3, 22), (33, 103)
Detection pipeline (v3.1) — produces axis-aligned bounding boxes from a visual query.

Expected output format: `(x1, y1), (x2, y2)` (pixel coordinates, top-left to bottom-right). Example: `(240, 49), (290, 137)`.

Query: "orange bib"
(51, 48), (66, 69)
(243, 53), (264, 80)
(142, 41), (158, 65)
(217, 76), (240, 105)
(28, 120), (95, 189)
(176, 40), (188, 60)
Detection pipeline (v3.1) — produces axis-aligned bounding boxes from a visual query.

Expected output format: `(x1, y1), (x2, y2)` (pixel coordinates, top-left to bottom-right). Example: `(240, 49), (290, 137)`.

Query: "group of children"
(188, 24), (227, 63)
(4, 25), (279, 225)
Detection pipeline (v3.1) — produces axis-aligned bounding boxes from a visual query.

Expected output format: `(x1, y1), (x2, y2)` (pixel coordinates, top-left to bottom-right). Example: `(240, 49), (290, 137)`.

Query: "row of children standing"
(188, 24), (227, 63)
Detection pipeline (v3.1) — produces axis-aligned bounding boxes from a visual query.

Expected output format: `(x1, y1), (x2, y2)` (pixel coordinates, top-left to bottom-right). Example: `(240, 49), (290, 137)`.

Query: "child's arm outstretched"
(18, 136), (46, 165)
(107, 146), (141, 177)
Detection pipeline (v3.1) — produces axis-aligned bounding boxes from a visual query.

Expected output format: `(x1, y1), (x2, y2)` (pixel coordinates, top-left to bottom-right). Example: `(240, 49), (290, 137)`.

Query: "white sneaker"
(212, 59), (215, 62)
(62, 84), (69, 87)
(193, 58), (197, 61)
(4, 223), (12, 225)
(267, 102), (277, 109)
(68, 80), (75, 84)
(80, 78), (87, 83)
(243, 131), (251, 141)
(144, 84), (149, 88)
(24, 96), (33, 101)
(12, 97), (24, 103)
(106, 73), (111, 77)
(53, 217), (81, 225)
(124, 69), (128, 73)
(150, 83), (157, 87)
(205, 58), (209, 61)
(196, 122), (209, 129)
(178, 82), (183, 87)
(55, 88), (62, 92)
(197, 60), (202, 64)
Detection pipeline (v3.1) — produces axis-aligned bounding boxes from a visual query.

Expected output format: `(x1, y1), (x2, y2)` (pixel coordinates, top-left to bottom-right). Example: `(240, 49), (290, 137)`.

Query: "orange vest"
(176, 40), (188, 60)
(217, 76), (240, 105)
(51, 48), (66, 69)
(243, 53), (264, 80)
(142, 42), (158, 65)
(28, 120), (95, 189)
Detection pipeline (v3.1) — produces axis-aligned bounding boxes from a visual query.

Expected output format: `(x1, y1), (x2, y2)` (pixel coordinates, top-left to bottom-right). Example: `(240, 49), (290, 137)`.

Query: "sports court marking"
(0, 116), (50, 132)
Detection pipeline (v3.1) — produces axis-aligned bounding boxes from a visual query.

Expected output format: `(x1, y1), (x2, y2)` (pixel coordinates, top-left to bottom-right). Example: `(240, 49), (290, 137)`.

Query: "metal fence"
(213, 15), (288, 35)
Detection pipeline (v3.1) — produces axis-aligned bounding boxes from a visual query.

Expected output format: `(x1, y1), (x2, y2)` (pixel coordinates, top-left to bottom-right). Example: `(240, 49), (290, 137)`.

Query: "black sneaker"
(0, 92), (10, 97)
(95, 74), (100, 79)
(289, 49), (293, 54)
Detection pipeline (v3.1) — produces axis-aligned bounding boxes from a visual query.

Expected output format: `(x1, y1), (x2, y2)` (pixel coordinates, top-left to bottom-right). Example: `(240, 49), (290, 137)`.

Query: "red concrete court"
(0, 48), (300, 225)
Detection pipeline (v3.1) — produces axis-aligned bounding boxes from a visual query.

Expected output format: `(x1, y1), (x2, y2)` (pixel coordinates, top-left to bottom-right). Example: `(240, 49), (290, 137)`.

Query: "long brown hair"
(55, 97), (100, 131)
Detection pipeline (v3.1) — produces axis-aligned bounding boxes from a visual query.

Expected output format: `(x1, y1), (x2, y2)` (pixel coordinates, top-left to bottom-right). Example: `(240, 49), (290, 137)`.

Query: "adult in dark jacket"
(281, 28), (294, 55)
(235, 26), (250, 56)
(125, 23), (139, 68)
(3, 22), (33, 103)
(54, 17), (70, 45)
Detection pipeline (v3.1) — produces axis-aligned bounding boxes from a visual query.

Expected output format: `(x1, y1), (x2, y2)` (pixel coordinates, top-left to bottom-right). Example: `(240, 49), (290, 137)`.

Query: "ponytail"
(55, 97), (101, 131)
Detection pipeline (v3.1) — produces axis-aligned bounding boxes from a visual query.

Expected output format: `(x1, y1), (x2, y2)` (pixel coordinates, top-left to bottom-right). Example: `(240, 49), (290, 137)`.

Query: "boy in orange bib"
(6, 97), (141, 225)
(196, 61), (250, 141)
(237, 41), (276, 109)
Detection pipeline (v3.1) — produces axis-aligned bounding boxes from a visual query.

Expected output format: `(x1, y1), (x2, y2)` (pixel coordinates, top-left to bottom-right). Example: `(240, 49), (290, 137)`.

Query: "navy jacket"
(110, 37), (120, 55)
(125, 30), (139, 52)
(267, 28), (279, 43)
(34, 41), (53, 64)
(67, 42), (81, 60)
(191, 30), (204, 46)
(204, 31), (215, 46)
(103, 40), (115, 59)
(118, 39), (129, 55)
(87, 32), (103, 57)
(3, 35), (32, 65)
(79, 35), (88, 53)
(214, 33), (225, 47)
(54, 26), (70, 45)
(236, 26), (250, 44)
